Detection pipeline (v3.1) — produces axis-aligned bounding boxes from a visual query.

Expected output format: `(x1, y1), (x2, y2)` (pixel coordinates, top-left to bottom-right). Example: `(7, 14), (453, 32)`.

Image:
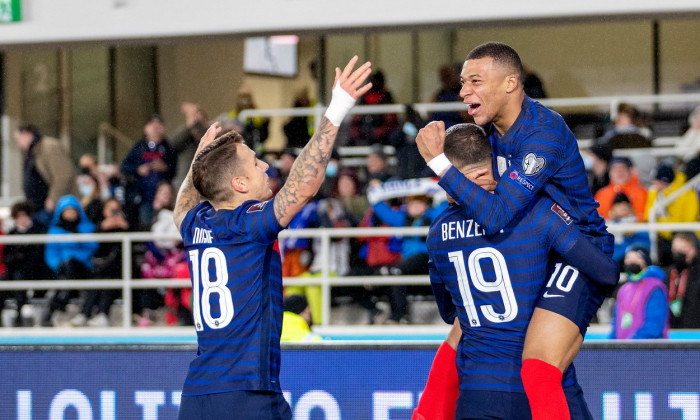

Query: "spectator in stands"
(371, 193), (447, 323)
(43, 195), (98, 327)
(610, 245), (669, 339)
(644, 164), (699, 265)
(348, 70), (398, 146)
(73, 198), (130, 327)
(334, 168), (369, 225)
(170, 102), (209, 185)
(429, 64), (463, 129)
(120, 114), (177, 229)
(584, 144), (613, 196)
(317, 149), (341, 199)
(364, 145), (393, 188)
(78, 154), (111, 201)
(675, 105), (700, 161)
(595, 156), (647, 221)
(13, 123), (78, 225)
(1, 201), (53, 327)
(138, 182), (183, 327)
(665, 232), (700, 328)
(597, 103), (652, 148)
(389, 105), (432, 180)
(281, 294), (321, 342)
(608, 192), (650, 267)
(229, 90), (270, 155)
(76, 172), (103, 226)
(523, 65), (547, 99)
(277, 149), (297, 186)
(283, 90), (313, 149)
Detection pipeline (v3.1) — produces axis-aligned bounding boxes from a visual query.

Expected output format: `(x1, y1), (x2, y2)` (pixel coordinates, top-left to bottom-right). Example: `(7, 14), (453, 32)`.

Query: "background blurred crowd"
(1, 65), (700, 335)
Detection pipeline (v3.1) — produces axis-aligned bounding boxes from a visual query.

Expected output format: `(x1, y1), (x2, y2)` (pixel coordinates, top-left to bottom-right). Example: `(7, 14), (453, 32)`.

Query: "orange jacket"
(595, 178), (648, 221)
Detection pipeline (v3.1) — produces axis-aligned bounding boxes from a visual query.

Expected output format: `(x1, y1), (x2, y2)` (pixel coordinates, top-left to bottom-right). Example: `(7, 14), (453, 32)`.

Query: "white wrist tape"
(324, 82), (356, 126)
(427, 153), (452, 176)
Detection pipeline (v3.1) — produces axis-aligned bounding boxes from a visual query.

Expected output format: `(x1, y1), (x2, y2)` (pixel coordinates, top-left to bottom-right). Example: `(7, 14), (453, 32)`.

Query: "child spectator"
(611, 245), (669, 339)
(44, 195), (98, 326)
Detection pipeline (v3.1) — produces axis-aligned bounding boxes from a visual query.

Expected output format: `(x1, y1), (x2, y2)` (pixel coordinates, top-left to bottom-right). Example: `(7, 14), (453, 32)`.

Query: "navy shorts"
(456, 383), (593, 420)
(178, 390), (292, 420)
(536, 235), (615, 336)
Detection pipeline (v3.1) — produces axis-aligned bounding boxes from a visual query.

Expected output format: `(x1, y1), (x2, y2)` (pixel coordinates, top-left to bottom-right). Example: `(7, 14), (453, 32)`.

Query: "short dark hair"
(191, 130), (245, 202)
(444, 123), (492, 169)
(16, 123), (41, 138)
(466, 42), (525, 85)
(674, 232), (699, 250)
(284, 294), (309, 315)
(10, 201), (33, 219)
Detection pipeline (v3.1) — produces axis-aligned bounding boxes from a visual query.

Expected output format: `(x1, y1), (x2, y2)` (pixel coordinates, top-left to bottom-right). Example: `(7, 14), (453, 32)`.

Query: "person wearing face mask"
(665, 232), (700, 328)
(610, 245), (669, 339)
(43, 195), (98, 326)
(76, 173), (103, 226)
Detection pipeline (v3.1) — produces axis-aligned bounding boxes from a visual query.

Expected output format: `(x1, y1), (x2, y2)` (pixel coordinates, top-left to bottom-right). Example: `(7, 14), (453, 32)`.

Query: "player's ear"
(505, 74), (519, 94)
(231, 176), (248, 194)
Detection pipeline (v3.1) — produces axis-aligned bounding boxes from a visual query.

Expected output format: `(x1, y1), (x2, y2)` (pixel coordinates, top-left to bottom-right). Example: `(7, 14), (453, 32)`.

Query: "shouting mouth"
(466, 103), (481, 116)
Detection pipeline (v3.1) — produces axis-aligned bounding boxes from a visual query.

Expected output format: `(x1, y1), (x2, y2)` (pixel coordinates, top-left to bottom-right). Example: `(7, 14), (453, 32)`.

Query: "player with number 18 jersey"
(180, 199), (284, 396)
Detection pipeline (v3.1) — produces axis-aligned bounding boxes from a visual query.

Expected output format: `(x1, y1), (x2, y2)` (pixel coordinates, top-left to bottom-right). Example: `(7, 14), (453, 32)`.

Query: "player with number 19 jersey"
(179, 198), (284, 396)
(427, 196), (617, 396)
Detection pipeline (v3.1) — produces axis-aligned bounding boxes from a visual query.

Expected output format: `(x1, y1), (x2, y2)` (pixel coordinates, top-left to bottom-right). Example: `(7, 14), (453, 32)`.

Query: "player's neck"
(210, 195), (247, 211)
(493, 90), (525, 136)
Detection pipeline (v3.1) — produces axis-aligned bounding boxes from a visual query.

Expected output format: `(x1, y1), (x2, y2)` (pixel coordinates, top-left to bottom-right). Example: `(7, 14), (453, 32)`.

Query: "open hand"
(333, 56), (373, 100)
(197, 122), (223, 154)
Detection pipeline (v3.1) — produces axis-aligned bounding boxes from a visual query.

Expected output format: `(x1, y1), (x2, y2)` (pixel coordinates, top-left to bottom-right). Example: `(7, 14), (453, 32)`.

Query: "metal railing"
(1, 222), (699, 328)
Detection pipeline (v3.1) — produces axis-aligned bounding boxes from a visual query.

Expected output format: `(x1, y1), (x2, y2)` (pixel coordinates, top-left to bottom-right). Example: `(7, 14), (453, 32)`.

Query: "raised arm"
(173, 122), (222, 230)
(273, 56), (372, 227)
(417, 121), (565, 234)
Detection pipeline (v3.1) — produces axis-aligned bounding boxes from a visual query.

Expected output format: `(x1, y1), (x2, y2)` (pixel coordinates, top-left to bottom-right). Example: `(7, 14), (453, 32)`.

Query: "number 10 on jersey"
(189, 248), (235, 331)
(448, 247), (518, 326)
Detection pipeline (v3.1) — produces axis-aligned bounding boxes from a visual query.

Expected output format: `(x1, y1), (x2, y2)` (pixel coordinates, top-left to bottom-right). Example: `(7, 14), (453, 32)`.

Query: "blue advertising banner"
(0, 344), (698, 419)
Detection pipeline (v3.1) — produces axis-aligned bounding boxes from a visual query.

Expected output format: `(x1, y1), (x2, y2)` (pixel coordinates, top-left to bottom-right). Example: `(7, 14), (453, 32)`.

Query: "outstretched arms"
(173, 122), (222, 231)
(273, 56), (372, 227)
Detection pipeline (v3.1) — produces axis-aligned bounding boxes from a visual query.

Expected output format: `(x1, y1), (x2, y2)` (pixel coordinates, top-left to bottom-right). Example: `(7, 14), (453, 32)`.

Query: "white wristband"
(324, 82), (357, 126)
(427, 153), (452, 176)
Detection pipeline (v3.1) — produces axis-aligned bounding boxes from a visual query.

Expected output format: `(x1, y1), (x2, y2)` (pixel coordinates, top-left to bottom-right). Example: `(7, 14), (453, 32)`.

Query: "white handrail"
(1, 222), (699, 328)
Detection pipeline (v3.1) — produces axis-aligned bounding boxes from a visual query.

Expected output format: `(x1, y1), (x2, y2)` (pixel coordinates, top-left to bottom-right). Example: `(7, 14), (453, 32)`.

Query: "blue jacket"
(372, 201), (447, 258)
(45, 195), (99, 272)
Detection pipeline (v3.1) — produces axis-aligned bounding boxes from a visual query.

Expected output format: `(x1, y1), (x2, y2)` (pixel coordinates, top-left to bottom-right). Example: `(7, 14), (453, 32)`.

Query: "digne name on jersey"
(193, 227), (213, 244)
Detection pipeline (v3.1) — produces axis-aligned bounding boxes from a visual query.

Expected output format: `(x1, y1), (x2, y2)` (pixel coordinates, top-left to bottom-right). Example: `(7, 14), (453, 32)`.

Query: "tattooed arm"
(174, 122), (222, 230)
(274, 56), (372, 228)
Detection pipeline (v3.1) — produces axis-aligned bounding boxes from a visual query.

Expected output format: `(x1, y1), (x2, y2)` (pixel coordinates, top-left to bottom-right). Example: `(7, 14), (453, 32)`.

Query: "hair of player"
(444, 123), (492, 170)
(191, 130), (245, 203)
(466, 42), (525, 86)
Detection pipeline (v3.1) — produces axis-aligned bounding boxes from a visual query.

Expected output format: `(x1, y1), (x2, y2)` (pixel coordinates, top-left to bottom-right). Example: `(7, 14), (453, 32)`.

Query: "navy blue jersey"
(428, 196), (617, 393)
(179, 199), (284, 396)
(438, 96), (609, 238)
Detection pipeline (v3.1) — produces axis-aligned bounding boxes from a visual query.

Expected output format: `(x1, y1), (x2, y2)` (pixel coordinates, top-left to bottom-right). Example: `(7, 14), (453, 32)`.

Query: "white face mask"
(79, 184), (95, 197)
(581, 153), (594, 171)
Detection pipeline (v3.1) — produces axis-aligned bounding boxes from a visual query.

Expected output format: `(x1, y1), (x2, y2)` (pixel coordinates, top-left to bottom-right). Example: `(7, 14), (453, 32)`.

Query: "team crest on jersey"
(247, 201), (269, 213)
(550, 203), (573, 225)
(522, 152), (546, 175)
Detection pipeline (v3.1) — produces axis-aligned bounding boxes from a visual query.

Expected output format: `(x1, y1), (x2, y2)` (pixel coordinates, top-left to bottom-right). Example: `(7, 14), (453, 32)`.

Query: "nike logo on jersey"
(543, 291), (565, 298)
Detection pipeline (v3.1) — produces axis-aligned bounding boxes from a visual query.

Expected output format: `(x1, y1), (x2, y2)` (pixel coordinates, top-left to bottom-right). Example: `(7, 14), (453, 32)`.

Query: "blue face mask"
(402, 122), (418, 137)
(326, 162), (338, 177)
(581, 153), (593, 171)
(79, 184), (94, 197)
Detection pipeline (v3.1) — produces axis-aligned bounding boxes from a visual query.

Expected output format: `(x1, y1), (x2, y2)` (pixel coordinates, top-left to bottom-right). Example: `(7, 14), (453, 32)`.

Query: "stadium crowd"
(1, 68), (700, 332)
